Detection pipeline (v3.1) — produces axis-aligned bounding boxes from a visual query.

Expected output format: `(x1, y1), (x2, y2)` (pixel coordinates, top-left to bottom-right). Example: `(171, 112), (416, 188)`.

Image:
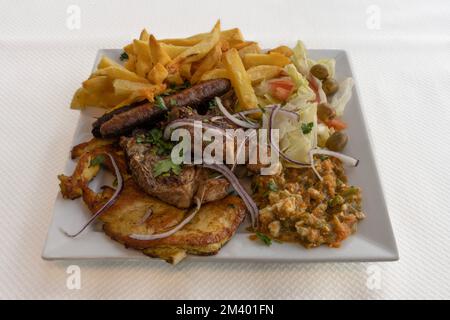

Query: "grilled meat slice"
(120, 134), (230, 208)
(96, 78), (231, 138)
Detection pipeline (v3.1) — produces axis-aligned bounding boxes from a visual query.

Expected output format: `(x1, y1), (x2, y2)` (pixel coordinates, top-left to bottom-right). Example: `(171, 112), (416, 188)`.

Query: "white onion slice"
(309, 148), (359, 181)
(61, 153), (124, 238)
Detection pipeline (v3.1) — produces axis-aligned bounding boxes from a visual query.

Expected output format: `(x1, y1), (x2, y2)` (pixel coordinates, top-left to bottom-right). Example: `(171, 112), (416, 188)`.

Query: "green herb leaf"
(89, 154), (105, 167)
(169, 98), (177, 106)
(301, 122), (314, 134)
(208, 99), (217, 109)
(153, 159), (181, 177)
(119, 52), (128, 61)
(268, 180), (279, 192)
(255, 232), (272, 246)
(155, 96), (167, 110)
(112, 178), (118, 187)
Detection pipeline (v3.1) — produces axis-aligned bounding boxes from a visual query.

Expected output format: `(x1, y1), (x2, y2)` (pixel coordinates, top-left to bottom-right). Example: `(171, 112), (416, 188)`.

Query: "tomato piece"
(269, 78), (295, 101)
(326, 118), (347, 131)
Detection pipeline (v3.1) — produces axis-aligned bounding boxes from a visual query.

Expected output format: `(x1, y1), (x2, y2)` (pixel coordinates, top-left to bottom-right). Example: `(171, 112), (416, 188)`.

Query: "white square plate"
(42, 49), (398, 262)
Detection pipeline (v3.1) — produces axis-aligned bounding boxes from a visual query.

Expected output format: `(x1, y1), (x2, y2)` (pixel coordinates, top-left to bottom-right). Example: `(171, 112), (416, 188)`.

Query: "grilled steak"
(95, 78), (231, 138)
(120, 133), (230, 208)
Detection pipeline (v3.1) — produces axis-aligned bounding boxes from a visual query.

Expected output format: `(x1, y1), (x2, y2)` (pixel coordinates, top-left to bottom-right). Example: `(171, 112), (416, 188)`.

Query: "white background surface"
(0, 0), (449, 299)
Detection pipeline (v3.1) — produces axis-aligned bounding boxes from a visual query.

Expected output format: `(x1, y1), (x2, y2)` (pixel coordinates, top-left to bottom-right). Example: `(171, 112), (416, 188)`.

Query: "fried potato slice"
(147, 62), (168, 84)
(70, 137), (116, 159)
(149, 34), (171, 66)
(59, 144), (128, 199)
(242, 52), (291, 69)
(190, 43), (222, 84)
(82, 76), (112, 93)
(238, 42), (262, 58)
(139, 28), (150, 41)
(160, 27), (243, 47)
(123, 53), (136, 72)
(133, 39), (153, 77)
(92, 66), (149, 83)
(159, 43), (188, 59)
(97, 56), (121, 69)
(199, 68), (229, 82)
(223, 48), (258, 110)
(247, 65), (283, 83)
(167, 20), (221, 70)
(268, 45), (294, 57)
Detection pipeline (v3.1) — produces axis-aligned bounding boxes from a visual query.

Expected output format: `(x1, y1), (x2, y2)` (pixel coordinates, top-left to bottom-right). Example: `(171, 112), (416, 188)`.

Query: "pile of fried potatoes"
(71, 20), (294, 112)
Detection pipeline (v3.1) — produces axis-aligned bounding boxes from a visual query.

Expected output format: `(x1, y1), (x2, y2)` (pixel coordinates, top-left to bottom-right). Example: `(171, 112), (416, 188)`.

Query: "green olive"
(317, 102), (336, 122)
(326, 131), (348, 152)
(310, 64), (329, 80)
(323, 78), (339, 96)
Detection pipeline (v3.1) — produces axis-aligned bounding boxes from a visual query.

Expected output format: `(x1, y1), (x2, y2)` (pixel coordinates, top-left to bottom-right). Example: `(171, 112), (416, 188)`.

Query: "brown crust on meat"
(96, 78), (231, 138)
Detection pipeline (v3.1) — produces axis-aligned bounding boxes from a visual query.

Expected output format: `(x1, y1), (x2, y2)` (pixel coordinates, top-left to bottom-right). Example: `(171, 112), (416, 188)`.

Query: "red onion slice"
(129, 198), (201, 240)
(203, 163), (259, 228)
(61, 153), (124, 238)
(215, 97), (260, 129)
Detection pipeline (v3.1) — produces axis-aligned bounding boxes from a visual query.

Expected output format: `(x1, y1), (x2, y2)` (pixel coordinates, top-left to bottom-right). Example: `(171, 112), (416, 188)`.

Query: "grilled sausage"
(96, 78), (231, 138)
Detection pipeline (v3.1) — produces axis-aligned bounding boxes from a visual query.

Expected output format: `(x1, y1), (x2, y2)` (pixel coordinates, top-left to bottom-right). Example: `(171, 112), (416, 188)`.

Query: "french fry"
(160, 27), (243, 46)
(238, 42), (262, 58)
(124, 53), (136, 72)
(97, 56), (121, 69)
(82, 76), (112, 93)
(159, 43), (188, 59)
(149, 35), (171, 66)
(268, 45), (294, 57)
(199, 68), (229, 82)
(179, 63), (192, 81)
(166, 70), (184, 85)
(190, 44), (222, 84)
(113, 79), (158, 96)
(147, 63), (168, 84)
(246, 65), (283, 83)
(133, 39), (152, 77)
(242, 52), (291, 69)
(168, 20), (221, 69)
(223, 48), (257, 110)
(112, 83), (166, 110)
(70, 87), (126, 110)
(140, 28), (150, 41)
(92, 66), (149, 83)
(123, 43), (134, 55)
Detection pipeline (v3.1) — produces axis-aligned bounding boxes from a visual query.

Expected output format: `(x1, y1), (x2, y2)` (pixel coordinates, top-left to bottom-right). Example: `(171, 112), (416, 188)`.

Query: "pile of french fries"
(71, 20), (294, 112)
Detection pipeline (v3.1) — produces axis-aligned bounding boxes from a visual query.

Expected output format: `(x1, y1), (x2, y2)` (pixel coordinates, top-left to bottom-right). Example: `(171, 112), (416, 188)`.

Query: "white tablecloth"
(1, 0), (449, 299)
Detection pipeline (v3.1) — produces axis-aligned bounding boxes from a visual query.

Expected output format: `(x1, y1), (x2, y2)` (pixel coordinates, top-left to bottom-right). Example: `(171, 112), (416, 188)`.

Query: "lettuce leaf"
(331, 77), (354, 116)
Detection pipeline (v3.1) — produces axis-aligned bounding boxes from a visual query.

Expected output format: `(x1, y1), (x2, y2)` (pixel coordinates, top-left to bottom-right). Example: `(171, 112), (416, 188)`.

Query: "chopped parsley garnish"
(155, 96), (167, 110)
(89, 154), (105, 167)
(136, 128), (174, 155)
(255, 232), (272, 246)
(208, 99), (217, 109)
(319, 155), (329, 161)
(153, 159), (181, 177)
(301, 122), (314, 134)
(112, 178), (118, 187)
(119, 52), (128, 61)
(268, 180), (279, 192)
(169, 98), (177, 106)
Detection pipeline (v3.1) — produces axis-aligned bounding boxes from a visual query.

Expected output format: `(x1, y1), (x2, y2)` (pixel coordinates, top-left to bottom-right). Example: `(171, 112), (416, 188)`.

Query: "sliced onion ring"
(129, 197), (201, 240)
(309, 149), (359, 181)
(60, 153), (124, 238)
(203, 163), (259, 228)
(215, 97), (260, 129)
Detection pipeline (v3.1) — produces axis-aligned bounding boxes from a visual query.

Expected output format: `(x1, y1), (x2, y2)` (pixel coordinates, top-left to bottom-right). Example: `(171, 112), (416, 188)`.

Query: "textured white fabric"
(0, 0), (449, 299)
